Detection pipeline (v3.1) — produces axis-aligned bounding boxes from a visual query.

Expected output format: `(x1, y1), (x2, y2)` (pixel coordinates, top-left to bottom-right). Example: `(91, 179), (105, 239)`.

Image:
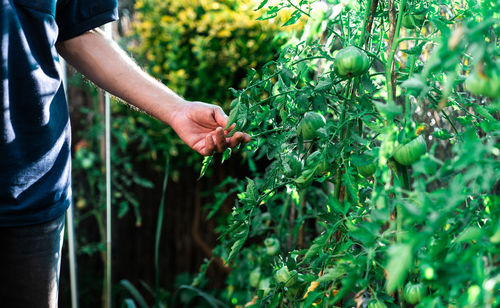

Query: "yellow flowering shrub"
(131, 0), (302, 106)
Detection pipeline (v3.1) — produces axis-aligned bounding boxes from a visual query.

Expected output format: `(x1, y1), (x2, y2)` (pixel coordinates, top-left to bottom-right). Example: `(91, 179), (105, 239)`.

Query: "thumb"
(213, 106), (228, 128)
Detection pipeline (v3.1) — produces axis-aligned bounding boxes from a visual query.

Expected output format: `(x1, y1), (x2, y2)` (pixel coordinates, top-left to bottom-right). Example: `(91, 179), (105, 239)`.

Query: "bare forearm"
(56, 28), (250, 155)
(56, 29), (181, 125)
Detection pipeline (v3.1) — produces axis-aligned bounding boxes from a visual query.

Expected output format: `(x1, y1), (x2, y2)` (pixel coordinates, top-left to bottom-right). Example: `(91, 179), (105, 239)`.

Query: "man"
(0, 0), (250, 306)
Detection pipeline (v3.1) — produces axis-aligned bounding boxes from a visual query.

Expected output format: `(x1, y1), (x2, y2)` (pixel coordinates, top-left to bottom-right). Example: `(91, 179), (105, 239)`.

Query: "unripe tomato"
(264, 238), (280, 256)
(420, 263), (436, 280)
(367, 300), (387, 308)
(333, 46), (370, 78)
(393, 135), (427, 166)
(351, 153), (377, 177)
(467, 285), (481, 305)
(465, 68), (500, 99)
(274, 266), (298, 287)
(297, 112), (326, 141)
(249, 267), (261, 288)
(401, 11), (426, 29)
(258, 277), (271, 296)
(404, 282), (426, 304)
(357, 162), (377, 177)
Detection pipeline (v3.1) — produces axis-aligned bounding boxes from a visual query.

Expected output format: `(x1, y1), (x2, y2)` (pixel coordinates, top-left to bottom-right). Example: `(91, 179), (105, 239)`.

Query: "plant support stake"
(61, 58), (79, 308)
(104, 22), (113, 308)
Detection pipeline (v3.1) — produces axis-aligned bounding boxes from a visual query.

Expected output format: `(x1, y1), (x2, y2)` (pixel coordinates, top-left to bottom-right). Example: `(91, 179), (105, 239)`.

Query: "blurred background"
(59, 0), (300, 306)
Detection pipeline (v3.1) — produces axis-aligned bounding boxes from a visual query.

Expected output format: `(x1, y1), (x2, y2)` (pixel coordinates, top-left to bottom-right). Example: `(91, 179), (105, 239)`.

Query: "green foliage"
(193, 0), (500, 307)
(132, 0), (301, 106)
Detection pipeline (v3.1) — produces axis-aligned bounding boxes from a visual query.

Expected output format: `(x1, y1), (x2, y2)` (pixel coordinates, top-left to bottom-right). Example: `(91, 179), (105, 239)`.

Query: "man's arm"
(56, 28), (250, 155)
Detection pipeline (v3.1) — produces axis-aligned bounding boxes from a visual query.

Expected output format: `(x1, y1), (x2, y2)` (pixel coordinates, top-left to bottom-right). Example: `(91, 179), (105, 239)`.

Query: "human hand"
(168, 100), (251, 156)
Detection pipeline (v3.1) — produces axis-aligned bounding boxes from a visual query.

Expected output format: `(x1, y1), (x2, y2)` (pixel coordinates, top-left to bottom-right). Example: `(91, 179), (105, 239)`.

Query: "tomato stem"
(385, 0), (407, 106)
(358, 0), (373, 47)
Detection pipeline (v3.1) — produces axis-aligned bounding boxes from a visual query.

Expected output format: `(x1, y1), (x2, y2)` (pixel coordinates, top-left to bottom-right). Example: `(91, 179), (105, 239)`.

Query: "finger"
(227, 132), (251, 148)
(214, 127), (227, 153)
(203, 134), (216, 156)
(214, 106), (228, 128)
(224, 123), (236, 135)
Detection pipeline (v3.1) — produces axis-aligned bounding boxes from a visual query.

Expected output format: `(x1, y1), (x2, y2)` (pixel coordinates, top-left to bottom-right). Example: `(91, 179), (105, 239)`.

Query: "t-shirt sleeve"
(55, 0), (118, 42)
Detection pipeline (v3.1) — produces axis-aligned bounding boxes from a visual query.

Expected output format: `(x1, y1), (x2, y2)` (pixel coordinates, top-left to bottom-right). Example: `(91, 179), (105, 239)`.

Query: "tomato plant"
(193, 1), (500, 307)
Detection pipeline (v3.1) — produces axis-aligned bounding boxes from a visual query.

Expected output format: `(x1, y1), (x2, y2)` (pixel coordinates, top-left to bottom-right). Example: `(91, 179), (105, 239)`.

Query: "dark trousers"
(0, 214), (65, 308)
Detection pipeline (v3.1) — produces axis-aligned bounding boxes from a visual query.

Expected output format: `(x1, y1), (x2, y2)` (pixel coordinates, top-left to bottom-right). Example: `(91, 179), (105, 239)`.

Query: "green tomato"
(249, 267), (261, 288)
(467, 285), (481, 304)
(420, 263), (436, 280)
(465, 68), (500, 99)
(404, 282), (426, 304)
(357, 162), (377, 177)
(401, 6), (427, 29)
(367, 300), (387, 308)
(393, 135), (427, 166)
(297, 112), (326, 140)
(274, 266), (298, 287)
(258, 277), (271, 296)
(264, 238), (280, 256)
(351, 153), (377, 177)
(333, 46), (370, 78)
(401, 12), (426, 29)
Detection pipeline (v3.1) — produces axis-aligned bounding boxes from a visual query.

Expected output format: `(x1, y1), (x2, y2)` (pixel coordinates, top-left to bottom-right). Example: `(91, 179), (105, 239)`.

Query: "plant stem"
(364, 0), (380, 48)
(358, 0), (373, 47)
(286, 0), (311, 17)
(385, 3), (407, 306)
(154, 156), (170, 307)
(427, 94), (460, 137)
(291, 55), (329, 66)
(385, 0), (407, 105)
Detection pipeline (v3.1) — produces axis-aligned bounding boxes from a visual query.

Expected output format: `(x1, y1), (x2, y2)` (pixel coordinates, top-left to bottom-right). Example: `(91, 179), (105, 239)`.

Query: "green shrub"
(131, 0), (301, 106)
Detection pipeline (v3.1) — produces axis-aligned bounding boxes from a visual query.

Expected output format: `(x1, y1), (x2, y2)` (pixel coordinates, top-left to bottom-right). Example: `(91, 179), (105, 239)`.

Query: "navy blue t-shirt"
(0, 0), (118, 226)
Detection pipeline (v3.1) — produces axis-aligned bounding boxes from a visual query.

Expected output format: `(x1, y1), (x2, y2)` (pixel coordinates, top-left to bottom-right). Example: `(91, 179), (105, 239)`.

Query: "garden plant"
(185, 0), (500, 307)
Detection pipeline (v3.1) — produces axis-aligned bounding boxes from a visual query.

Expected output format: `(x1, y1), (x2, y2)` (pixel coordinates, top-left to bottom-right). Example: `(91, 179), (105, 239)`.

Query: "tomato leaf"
(343, 169), (359, 206)
(455, 227), (482, 243)
(255, 0), (269, 10)
(317, 266), (346, 283)
(374, 101), (402, 120)
(283, 10), (302, 26)
(227, 227), (249, 263)
(315, 78), (333, 92)
(386, 243), (413, 293)
(303, 230), (333, 261)
(198, 155), (213, 179)
(257, 6), (279, 20)
(245, 178), (258, 205)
